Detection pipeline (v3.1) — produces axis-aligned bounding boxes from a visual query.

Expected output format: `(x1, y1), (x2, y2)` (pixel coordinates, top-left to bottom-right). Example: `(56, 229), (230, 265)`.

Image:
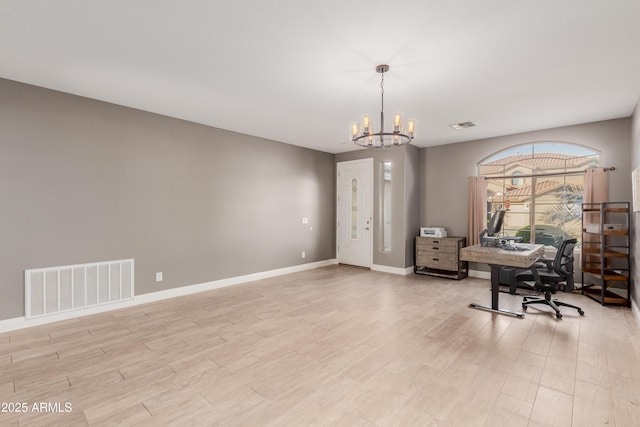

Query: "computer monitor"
(480, 209), (505, 238)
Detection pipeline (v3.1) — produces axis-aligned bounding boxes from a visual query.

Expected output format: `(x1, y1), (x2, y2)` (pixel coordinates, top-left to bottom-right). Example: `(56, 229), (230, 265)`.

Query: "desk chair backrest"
(552, 238), (577, 287)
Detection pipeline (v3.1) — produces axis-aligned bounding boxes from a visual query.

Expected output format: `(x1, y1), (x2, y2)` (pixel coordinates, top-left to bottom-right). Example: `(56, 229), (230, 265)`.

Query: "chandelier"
(350, 64), (416, 148)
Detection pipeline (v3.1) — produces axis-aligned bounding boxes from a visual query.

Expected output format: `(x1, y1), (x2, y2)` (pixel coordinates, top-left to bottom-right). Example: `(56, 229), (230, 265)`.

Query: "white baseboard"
(371, 264), (414, 275)
(0, 259), (338, 334)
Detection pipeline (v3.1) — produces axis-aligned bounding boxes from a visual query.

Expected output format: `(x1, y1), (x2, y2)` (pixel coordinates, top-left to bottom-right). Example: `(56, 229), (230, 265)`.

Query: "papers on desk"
(503, 243), (532, 251)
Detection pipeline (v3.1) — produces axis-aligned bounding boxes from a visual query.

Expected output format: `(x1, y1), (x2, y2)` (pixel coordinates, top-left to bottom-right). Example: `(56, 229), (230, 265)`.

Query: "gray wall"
(631, 100), (639, 308)
(421, 118), (633, 237)
(0, 78), (336, 321)
(404, 145), (421, 267)
(336, 144), (421, 269)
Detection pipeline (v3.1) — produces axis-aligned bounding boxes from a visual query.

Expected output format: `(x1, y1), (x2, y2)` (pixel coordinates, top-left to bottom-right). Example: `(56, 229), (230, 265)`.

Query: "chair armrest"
(533, 258), (554, 272)
(528, 264), (544, 286)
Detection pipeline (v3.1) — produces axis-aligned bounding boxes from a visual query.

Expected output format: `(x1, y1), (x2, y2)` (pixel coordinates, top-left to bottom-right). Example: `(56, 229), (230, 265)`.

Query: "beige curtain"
(583, 167), (609, 237)
(467, 176), (487, 246)
(584, 168), (609, 204)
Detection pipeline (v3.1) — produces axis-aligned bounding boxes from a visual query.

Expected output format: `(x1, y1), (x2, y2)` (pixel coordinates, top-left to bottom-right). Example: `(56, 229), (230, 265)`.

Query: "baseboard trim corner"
(371, 264), (414, 275)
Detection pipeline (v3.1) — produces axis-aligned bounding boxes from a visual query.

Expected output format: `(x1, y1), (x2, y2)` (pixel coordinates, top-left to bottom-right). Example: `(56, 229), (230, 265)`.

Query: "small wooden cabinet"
(415, 236), (468, 280)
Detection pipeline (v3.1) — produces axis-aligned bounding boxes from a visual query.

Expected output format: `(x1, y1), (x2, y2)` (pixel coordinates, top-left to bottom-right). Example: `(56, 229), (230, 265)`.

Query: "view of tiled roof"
(489, 180), (583, 202)
(480, 153), (598, 175)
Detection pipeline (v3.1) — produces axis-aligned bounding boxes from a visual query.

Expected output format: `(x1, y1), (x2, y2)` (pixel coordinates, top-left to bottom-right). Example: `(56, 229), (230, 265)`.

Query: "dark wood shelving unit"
(581, 202), (631, 307)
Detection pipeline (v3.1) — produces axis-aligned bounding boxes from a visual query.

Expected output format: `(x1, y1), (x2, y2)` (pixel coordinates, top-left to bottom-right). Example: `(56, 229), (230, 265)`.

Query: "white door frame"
(336, 158), (373, 268)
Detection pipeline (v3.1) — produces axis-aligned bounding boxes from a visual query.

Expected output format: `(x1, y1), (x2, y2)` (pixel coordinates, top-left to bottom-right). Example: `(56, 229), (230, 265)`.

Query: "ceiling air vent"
(449, 121), (476, 130)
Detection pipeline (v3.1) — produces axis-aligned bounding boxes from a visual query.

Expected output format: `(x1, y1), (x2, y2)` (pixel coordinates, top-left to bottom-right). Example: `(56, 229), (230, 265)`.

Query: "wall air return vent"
(25, 259), (134, 319)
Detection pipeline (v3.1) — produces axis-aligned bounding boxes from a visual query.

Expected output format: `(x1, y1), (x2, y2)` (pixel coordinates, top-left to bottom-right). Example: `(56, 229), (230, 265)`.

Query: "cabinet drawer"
(417, 240), (457, 254)
(417, 252), (458, 270)
(417, 248), (458, 259)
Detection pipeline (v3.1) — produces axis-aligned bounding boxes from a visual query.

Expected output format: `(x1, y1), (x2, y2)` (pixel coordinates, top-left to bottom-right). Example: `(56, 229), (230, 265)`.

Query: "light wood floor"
(1, 265), (639, 426)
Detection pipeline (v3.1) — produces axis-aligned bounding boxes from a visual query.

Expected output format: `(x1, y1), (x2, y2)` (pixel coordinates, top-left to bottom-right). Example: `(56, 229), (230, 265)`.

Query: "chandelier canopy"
(350, 64), (416, 148)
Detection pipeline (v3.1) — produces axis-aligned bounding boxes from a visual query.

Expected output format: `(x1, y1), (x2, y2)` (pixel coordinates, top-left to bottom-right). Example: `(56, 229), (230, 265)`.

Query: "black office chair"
(516, 238), (585, 319)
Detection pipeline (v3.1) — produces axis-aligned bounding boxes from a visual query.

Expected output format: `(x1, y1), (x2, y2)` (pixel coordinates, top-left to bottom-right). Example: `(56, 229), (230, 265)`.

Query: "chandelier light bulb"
(362, 115), (371, 135)
(407, 119), (416, 138)
(393, 113), (402, 133)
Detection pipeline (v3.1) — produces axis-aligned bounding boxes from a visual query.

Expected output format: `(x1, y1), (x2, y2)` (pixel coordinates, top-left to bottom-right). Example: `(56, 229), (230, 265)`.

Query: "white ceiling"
(2, 1), (640, 154)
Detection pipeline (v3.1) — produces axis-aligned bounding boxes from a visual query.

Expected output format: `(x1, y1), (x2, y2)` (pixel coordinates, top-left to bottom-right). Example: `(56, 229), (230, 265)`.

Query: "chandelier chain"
(380, 69), (385, 135)
(380, 71), (385, 114)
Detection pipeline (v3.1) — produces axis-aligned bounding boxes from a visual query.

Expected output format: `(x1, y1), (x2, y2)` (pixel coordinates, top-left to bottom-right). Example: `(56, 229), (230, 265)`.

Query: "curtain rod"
(482, 166), (615, 180)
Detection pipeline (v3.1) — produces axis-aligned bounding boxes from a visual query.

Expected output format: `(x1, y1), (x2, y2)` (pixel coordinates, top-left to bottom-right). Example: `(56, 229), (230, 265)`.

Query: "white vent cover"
(25, 259), (134, 319)
(450, 121), (477, 130)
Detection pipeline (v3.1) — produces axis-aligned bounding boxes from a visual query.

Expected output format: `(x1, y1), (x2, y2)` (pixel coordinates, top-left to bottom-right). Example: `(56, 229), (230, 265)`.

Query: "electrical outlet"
(301, 251), (306, 259)
(155, 272), (163, 282)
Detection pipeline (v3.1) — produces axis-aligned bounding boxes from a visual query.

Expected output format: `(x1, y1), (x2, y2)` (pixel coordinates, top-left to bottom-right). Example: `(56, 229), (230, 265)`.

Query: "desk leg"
(469, 265), (524, 318)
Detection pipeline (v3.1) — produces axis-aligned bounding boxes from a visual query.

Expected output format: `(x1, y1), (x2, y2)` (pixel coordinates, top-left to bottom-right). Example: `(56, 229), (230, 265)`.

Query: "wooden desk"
(460, 244), (545, 318)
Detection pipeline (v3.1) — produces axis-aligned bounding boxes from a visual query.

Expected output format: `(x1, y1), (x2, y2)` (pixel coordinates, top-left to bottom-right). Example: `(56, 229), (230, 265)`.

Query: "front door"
(337, 159), (373, 268)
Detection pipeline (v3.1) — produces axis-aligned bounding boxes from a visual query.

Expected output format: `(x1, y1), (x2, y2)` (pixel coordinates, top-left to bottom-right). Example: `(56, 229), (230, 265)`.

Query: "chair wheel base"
(522, 295), (584, 319)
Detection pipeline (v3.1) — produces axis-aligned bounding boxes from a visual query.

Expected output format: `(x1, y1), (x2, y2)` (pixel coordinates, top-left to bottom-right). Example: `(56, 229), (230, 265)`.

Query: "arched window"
(478, 142), (600, 247)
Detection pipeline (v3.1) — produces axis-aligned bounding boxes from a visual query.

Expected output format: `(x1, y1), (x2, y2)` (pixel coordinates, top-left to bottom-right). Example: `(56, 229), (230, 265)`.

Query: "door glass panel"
(382, 162), (391, 251)
(351, 178), (358, 240)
